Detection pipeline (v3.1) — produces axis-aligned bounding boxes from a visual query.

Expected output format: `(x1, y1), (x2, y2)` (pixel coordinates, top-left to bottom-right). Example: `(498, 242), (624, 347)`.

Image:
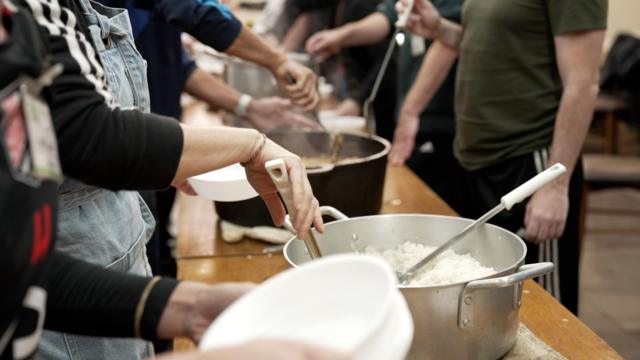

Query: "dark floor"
(579, 120), (640, 359)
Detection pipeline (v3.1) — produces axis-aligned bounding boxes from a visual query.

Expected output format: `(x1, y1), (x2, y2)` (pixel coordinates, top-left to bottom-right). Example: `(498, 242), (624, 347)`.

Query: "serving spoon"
(363, 0), (414, 134)
(397, 163), (567, 284)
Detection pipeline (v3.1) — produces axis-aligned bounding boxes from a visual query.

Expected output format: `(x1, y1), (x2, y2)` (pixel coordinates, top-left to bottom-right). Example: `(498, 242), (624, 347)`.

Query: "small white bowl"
(199, 254), (412, 359)
(188, 163), (258, 202)
(319, 114), (367, 134)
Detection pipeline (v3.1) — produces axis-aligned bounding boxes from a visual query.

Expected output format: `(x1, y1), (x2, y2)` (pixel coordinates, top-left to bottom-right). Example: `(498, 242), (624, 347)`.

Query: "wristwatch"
(234, 94), (253, 117)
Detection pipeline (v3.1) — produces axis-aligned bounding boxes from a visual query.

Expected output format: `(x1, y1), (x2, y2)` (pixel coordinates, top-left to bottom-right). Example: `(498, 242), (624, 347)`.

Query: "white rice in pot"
(365, 241), (497, 286)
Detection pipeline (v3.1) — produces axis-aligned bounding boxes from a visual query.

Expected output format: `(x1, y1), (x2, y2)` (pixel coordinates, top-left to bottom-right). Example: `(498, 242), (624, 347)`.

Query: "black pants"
(452, 150), (583, 314)
(406, 132), (463, 211)
(140, 189), (176, 278)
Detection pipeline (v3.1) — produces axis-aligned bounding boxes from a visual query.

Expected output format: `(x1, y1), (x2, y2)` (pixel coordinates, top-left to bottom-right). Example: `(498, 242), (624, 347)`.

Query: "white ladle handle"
(395, 0), (415, 29)
(265, 159), (296, 217)
(500, 163), (566, 210)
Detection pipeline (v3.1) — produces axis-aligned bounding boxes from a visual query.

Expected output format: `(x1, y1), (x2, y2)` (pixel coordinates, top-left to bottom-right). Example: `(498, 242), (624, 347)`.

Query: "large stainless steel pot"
(283, 207), (554, 360)
(215, 131), (390, 227)
(223, 53), (316, 128)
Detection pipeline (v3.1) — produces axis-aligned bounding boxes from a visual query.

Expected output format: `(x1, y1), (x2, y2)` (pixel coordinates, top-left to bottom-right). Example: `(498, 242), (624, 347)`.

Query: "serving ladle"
(364, 0), (414, 134)
(397, 163), (567, 284)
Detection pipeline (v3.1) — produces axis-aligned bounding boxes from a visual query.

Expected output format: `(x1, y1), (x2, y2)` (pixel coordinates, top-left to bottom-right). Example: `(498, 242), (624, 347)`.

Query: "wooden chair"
(593, 94), (631, 154)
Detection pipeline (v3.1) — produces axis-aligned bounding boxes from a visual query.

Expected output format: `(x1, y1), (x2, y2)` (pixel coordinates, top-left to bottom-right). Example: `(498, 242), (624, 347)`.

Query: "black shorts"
(452, 149), (583, 314)
(406, 132), (464, 211)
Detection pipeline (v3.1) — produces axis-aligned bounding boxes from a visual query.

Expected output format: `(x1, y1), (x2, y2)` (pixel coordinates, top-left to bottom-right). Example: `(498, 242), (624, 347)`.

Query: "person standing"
(395, 0), (607, 314)
(293, 0), (398, 141)
(0, 3), (333, 360)
(305, 0), (463, 207)
(6, 0), (321, 358)
(97, 0), (320, 278)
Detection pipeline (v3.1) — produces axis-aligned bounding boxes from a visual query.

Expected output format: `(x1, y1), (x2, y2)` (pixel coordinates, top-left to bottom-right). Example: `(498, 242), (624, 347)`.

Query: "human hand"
(389, 110), (420, 166)
(273, 59), (319, 112)
(155, 339), (348, 360)
(174, 180), (197, 196)
(244, 139), (324, 236)
(524, 181), (570, 244)
(395, 0), (441, 38)
(246, 97), (321, 132)
(305, 28), (345, 62)
(157, 282), (255, 343)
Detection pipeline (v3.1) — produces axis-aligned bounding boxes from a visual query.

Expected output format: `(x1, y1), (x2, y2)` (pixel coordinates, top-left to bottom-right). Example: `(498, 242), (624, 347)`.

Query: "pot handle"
(283, 206), (349, 233)
(458, 262), (554, 329)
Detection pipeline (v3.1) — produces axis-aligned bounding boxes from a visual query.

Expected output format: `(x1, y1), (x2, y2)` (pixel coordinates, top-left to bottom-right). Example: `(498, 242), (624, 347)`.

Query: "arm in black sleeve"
(153, 0), (242, 52)
(341, 0), (385, 105)
(18, 0), (184, 191)
(342, 54), (367, 104)
(50, 80), (184, 191)
(43, 251), (178, 340)
(292, 0), (338, 12)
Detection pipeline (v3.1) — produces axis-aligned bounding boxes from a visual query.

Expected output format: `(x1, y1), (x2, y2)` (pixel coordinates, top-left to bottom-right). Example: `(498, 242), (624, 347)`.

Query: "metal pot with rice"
(283, 207), (554, 360)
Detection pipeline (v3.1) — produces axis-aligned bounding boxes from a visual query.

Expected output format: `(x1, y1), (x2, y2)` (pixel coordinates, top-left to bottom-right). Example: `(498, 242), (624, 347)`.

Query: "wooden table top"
(173, 100), (620, 357)
(175, 163), (620, 359)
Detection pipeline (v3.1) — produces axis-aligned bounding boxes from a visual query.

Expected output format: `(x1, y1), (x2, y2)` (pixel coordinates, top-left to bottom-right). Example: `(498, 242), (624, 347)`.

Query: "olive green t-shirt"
(378, 0), (462, 135)
(454, 0), (608, 170)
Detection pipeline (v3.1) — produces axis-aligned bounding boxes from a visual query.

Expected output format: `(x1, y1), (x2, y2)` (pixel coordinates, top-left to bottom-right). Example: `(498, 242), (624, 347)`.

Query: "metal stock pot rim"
(267, 130), (391, 167)
(283, 213), (528, 289)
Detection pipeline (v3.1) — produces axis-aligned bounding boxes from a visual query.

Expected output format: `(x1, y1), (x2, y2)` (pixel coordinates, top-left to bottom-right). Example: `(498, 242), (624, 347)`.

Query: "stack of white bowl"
(318, 111), (367, 134)
(199, 254), (414, 360)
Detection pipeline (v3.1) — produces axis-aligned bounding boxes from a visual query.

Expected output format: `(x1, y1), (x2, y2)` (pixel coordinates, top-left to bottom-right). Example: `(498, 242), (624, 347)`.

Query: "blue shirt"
(98, 0), (242, 118)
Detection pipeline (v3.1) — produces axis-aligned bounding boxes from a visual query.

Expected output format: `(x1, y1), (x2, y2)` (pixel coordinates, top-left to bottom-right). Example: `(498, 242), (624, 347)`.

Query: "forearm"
(0, 16), (6, 42)
(56, 104), (184, 191)
(340, 12), (391, 47)
(548, 83), (599, 186)
(433, 18), (463, 50)
(226, 26), (287, 74)
(400, 41), (458, 116)
(44, 252), (178, 340)
(549, 30), (605, 186)
(184, 68), (241, 113)
(172, 126), (261, 184)
(282, 13), (311, 52)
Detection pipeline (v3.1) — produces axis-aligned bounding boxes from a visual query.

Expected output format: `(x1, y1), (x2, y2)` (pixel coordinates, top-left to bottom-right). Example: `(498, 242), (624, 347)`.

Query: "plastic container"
(199, 254), (413, 360)
(319, 114), (367, 134)
(188, 163), (258, 202)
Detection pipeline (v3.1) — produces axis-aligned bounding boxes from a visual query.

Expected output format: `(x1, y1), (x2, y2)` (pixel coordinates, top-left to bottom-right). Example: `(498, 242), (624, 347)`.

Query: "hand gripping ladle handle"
(265, 159), (322, 259)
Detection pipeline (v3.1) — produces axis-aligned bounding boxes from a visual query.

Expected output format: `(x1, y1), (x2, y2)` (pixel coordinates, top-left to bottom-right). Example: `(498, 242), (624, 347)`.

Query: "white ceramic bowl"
(319, 114), (367, 134)
(199, 254), (412, 359)
(188, 163), (258, 202)
(357, 290), (414, 360)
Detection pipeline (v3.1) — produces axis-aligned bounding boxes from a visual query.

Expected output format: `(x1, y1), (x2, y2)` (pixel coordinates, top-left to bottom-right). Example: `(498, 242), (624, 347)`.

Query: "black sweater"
(1, 2), (185, 358)
(2, 0), (184, 191)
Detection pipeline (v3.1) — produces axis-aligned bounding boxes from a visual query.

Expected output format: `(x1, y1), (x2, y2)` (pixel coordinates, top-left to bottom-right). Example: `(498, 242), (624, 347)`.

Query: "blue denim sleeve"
(154, 0), (242, 51)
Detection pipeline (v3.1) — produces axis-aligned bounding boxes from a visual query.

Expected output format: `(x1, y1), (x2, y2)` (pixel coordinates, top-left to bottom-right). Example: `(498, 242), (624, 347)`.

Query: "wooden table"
(174, 163), (620, 358)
